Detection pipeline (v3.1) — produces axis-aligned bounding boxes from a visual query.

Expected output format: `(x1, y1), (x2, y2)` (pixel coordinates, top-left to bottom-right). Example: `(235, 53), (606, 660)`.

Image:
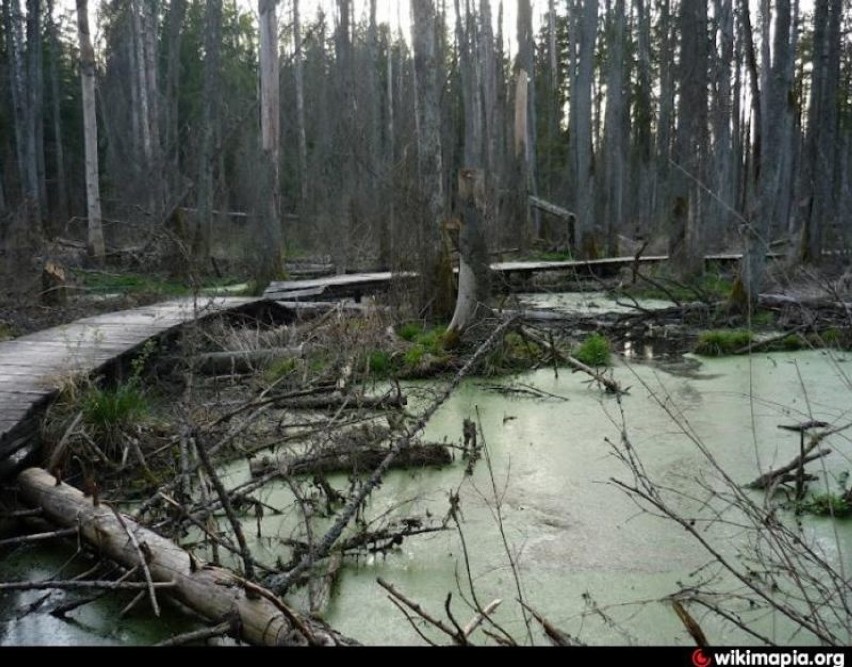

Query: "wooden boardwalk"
(264, 252), (777, 301)
(0, 296), (259, 479)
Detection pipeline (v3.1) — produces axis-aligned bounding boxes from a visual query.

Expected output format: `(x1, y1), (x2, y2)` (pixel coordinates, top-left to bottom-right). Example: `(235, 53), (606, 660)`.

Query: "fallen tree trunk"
(188, 347), (307, 375)
(249, 442), (453, 478)
(16, 467), (356, 646)
(272, 390), (406, 411)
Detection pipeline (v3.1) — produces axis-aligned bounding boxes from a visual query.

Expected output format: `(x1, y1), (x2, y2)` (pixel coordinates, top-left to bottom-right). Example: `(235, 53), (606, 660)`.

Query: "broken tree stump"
(15, 467), (356, 646)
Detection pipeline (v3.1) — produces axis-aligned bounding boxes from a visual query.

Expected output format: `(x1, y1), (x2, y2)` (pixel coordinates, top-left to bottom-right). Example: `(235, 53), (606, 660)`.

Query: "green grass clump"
(694, 330), (753, 356)
(367, 350), (393, 377)
(573, 333), (611, 367)
(82, 381), (148, 442)
(0, 322), (14, 341)
(397, 322), (423, 342)
(404, 345), (426, 367)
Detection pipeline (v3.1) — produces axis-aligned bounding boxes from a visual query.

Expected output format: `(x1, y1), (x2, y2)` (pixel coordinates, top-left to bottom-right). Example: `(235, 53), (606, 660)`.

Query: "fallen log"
(249, 442), (452, 478)
(16, 467), (357, 646)
(188, 346), (307, 375)
(272, 390), (407, 411)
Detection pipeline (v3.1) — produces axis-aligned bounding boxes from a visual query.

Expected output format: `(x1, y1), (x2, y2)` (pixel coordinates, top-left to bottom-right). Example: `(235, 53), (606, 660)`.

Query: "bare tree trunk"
(654, 0), (675, 235)
(76, 0), (105, 261)
(194, 0), (222, 264)
(27, 0), (47, 220)
(162, 0), (186, 202)
(293, 0), (308, 209)
(670, 0), (708, 278)
(257, 0), (283, 284)
(131, 0), (151, 170)
(142, 0), (161, 212)
(801, 0), (842, 262)
(741, 0), (795, 304)
(3, 0), (27, 199)
(632, 0), (653, 238)
(571, 0), (597, 257)
(47, 0), (69, 227)
(412, 0), (452, 320)
(711, 0), (734, 246)
(516, 0), (539, 240)
(603, 0), (626, 257)
(381, 28), (395, 268)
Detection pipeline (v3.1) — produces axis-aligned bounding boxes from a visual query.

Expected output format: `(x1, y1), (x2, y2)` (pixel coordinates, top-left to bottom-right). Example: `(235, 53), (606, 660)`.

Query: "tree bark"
(162, 0), (186, 201)
(16, 468), (356, 646)
(570, 0), (598, 257)
(412, 0), (453, 320)
(293, 0), (308, 210)
(46, 0), (69, 228)
(195, 0), (222, 263)
(76, 0), (105, 261)
(257, 0), (284, 284)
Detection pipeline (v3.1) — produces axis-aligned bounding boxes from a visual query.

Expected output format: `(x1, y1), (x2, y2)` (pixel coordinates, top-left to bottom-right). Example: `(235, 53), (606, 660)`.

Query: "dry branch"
(0, 527), (78, 548)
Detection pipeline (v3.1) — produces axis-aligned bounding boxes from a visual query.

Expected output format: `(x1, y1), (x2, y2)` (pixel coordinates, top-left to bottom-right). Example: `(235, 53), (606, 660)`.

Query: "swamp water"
(2, 293), (851, 646)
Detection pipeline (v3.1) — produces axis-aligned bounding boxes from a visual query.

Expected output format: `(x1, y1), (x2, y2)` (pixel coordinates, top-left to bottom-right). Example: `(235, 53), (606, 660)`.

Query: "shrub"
(574, 333), (611, 367)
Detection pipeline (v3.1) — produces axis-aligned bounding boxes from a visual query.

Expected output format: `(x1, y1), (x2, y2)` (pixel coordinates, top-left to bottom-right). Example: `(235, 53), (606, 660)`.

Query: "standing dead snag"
(448, 169), (491, 336)
(16, 467), (356, 646)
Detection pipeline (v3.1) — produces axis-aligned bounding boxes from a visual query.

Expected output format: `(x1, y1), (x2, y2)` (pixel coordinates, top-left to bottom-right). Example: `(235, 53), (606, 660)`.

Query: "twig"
(119, 591), (146, 618)
(47, 411), (83, 472)
(518, 600), (579, 646)
(671, 598), (709, 647)
(192, 431), (256, 582)
(0, 580), (176, 591)
(155, 619), (238, 647)
(0, 527), (78, 548)
(110, 506), (160, 617)
(463, 598), (502, 638)
(377, 577), (461, 643)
